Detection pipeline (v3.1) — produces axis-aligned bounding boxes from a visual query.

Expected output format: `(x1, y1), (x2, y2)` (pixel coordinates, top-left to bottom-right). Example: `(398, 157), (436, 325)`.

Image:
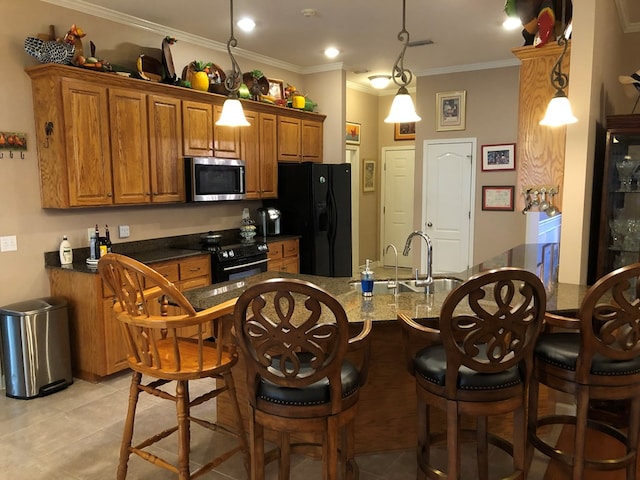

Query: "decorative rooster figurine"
(504, 0), (572, 47)
(24, 24), (85, 65)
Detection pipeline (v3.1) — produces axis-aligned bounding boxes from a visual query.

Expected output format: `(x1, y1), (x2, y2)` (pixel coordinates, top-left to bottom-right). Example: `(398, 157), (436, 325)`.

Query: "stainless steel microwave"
(185, 157), (246, 202)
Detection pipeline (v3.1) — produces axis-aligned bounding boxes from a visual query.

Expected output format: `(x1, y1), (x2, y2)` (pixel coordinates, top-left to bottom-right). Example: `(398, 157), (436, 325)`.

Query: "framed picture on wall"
(436, 90), (466, 132)
(394, 122), (415, 141)
(363, 159), (375, 192)
(481, 143), (516, 171)
(346, 122), (361, 145)
(482, 186), (515, 211)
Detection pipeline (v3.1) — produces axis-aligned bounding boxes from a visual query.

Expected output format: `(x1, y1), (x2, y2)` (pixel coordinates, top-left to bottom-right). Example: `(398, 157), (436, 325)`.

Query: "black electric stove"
(197, 232), (269, 283)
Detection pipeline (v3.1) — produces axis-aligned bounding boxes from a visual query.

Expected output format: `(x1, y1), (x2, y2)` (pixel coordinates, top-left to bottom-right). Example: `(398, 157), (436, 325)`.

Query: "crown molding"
(40, 0), (307, 74)
(615, 0), (640, 33)
(415, 58), (521, 77)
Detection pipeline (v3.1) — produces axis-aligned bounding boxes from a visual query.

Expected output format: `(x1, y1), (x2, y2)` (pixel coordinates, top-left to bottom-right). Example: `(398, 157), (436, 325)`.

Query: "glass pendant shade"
(539, 92), (577, 127)
(216, 97), (250, 127)
(385, 88), (421, 123)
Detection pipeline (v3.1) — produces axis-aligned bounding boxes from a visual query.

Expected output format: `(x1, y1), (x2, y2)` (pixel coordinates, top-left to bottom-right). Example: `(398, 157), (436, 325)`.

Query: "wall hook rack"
(522, 185), (560, 217)
(44, 121), (54, 148)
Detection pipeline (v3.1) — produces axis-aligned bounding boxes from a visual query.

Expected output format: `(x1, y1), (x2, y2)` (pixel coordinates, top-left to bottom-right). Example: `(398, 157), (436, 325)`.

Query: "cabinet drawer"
(282, 239), (299, 258)
(179, 276), (210, 292)
(280, 256), (299, 273)
(179, 256), (210, 281)
(152, 263), (180, 283)
(267, 243), (283, 261)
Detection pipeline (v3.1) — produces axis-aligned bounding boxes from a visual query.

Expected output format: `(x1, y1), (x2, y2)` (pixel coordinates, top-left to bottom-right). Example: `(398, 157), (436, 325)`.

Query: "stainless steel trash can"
(0, 297), (73, 399)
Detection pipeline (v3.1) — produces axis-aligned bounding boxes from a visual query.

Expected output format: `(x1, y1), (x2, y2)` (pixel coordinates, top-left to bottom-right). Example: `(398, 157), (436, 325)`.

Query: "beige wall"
(345, 87), (381, 264)
(414, 67), (525, 265)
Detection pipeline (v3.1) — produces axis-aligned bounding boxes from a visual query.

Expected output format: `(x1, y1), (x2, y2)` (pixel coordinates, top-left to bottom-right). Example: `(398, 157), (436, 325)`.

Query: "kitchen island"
(183, 243), (589, 454)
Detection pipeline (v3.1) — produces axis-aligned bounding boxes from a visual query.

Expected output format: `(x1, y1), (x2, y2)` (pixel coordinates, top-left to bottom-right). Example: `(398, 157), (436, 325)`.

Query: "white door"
(423, 140), (475, 273)
(346, 146), (360, 274)
(382, 147), (415, 268)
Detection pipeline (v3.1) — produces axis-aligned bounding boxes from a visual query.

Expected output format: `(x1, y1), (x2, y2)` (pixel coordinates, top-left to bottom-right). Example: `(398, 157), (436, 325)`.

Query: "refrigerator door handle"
(327, 183), (337, 268)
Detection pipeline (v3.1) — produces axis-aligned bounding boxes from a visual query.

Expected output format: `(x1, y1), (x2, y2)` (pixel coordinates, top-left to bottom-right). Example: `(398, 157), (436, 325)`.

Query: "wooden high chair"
(98, 253), (249, 480)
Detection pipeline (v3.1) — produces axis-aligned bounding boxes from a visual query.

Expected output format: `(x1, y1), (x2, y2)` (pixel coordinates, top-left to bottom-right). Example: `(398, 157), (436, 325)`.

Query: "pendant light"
(539, 0), (577, 127)
(384, 0), (421, 124)
(216, 0), (250, 127)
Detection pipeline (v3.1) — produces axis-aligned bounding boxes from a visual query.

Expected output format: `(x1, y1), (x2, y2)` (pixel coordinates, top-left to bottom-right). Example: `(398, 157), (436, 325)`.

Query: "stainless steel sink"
(350, 276), (464, 294)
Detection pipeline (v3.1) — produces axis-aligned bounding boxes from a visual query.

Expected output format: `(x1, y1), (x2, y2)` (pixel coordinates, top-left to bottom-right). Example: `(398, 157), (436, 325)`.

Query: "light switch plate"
(0, 235), (17, 252)
(119, 225), (130, 238)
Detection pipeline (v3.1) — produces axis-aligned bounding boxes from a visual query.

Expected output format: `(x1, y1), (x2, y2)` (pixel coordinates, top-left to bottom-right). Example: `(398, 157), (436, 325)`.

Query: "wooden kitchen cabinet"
(109, 88), (151, 204)
(26, 64), (325, 208)
(49, 254), (211, 382)
(148, 95), (185, 203)
(109, 90), (185, 204)
(182, 100), (214, 156)
(267, 238), (300, 273)
(277, 116), (323, 163)
(30, 76), (114, 207)
(243, 109), (278, 199)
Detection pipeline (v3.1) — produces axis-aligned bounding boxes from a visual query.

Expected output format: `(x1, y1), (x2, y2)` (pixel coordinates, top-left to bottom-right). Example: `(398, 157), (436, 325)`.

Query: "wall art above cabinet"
(26, 64), (325, 208)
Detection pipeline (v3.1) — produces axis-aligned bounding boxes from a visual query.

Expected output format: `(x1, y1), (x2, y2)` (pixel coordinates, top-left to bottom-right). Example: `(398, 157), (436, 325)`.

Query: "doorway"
(423, 139), (476, 273)
(381, 147), (415, 268)
(346, 145), (360, 274)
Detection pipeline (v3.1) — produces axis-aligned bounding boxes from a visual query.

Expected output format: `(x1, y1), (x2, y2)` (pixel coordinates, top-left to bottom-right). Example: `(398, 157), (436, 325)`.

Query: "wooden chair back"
(438, 267), (546, 398)
(233, 278), (367, 415)
(98, 253), (236, 377)
(574, 262), (640, 384)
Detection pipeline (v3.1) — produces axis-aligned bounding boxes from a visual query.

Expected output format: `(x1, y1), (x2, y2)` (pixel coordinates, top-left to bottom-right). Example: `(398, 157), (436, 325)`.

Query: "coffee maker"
(257, 207), (281, 236)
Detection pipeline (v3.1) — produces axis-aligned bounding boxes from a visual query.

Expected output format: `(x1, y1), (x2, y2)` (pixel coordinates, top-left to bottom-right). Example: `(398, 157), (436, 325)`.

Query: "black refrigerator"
(270, 163), (352, 277)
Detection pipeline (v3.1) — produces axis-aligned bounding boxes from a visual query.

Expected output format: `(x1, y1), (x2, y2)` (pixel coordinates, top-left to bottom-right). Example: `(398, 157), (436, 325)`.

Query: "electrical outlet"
(0, 235), (17, 252)
(119, 225), (130, 238)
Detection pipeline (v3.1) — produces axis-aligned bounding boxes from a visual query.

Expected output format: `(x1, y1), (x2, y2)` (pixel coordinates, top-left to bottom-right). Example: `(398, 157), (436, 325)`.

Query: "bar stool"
(233, 278), (372, 480)
(98, 253), (250, 480)
(399, 268), (546, 479)
(528, 262), (640, 480)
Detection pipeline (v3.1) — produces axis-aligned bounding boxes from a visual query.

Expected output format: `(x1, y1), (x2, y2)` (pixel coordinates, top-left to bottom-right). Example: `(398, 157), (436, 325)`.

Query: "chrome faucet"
(402, 231), (434, 294)
(384, 243), (399, 292)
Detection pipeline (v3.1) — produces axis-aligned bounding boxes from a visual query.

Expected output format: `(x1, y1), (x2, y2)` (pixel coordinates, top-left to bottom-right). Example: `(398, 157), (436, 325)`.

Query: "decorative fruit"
(191, 60), (213, 92)
(238, 83), (251, 99)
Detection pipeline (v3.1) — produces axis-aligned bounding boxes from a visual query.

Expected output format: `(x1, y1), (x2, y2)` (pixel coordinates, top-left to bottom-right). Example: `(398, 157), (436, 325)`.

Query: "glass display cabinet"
(596, 115), (640, 279)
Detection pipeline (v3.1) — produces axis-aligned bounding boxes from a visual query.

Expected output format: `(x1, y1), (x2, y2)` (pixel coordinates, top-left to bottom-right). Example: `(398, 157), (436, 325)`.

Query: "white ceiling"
(43, 0), (639, 91)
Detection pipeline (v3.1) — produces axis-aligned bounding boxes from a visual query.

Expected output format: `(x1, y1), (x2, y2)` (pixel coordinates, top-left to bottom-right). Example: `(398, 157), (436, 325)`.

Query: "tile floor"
(0, 371), (557, 479)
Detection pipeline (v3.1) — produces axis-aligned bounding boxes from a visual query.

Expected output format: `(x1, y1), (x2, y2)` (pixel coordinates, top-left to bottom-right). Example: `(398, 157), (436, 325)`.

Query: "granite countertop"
(184, 244), (589, 322)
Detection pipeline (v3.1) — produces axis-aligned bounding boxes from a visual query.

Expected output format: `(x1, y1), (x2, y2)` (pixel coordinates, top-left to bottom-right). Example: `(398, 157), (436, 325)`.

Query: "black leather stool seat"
(258, 359), (361, 406)
(414, 345), (522, 390)
(535, 332), (640, 376)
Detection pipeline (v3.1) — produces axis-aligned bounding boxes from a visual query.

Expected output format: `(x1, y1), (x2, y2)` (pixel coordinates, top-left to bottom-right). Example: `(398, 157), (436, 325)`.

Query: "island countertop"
(184, 243), (589, 321)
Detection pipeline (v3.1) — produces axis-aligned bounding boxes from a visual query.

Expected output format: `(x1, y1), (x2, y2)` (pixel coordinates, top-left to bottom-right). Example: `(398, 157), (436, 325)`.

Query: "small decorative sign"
(482, 143), (516, 171)
(482, 186), (514, 211)
(0, 131), (27, 150)
(346, 122), (361, 145)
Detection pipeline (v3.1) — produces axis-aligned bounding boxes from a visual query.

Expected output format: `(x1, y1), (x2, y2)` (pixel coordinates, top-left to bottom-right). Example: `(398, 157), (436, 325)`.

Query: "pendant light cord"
(391, 0), (413, 89)
(549, 0), (569, 95)
(224, 0), (242, 95)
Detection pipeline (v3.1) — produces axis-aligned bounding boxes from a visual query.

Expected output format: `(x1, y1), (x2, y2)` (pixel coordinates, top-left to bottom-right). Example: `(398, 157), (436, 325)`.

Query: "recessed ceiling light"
(324, 47), (340, 59)
(301, 8), (319, 18)
(237, 17), (255, 32)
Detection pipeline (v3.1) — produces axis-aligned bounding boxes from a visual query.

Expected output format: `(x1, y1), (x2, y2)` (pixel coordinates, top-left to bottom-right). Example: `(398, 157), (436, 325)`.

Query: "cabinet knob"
(107, 192), (112, 197)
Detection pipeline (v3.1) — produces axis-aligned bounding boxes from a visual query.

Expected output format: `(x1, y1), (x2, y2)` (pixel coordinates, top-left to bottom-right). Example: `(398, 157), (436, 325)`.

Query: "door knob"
(427, 222), (433, 227)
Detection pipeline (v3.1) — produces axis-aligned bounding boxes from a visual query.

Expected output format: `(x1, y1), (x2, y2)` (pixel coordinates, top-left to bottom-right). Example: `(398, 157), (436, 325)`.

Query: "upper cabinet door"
(109, 88), (151, 204)
(61, 78), (113, 206)
(259, 112), (278, 197)
(277, 116), (302, 162)
(182, 100), (213, 157)
(301, 120), (323, 163)
(149, 95), (185, 203)
(213, 105), (241, 159)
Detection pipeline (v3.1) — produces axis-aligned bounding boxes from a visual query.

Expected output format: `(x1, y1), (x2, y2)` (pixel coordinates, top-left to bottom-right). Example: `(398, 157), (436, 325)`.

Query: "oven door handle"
(223, 258), (270, 272)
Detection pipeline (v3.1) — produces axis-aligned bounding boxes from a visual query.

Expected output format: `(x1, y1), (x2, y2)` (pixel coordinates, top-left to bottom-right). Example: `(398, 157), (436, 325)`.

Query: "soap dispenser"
(59, 235), (73, 266)
(360, 259), (374, 297)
